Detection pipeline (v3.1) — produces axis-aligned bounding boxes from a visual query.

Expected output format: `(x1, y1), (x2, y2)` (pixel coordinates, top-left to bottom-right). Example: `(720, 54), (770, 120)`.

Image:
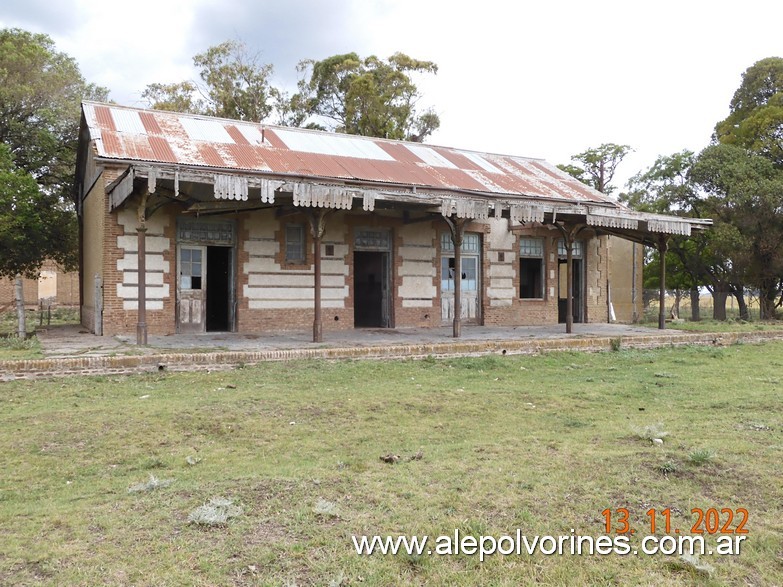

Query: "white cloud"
(2, 0), (782, 188)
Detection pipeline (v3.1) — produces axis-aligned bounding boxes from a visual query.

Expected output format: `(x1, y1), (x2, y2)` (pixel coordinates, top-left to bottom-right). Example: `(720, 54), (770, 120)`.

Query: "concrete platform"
(35, 323), (671, 358)
(3, 323), (782, 380)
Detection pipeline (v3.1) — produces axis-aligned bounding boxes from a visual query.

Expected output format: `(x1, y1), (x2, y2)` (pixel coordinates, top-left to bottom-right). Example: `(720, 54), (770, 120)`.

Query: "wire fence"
(641, 290), (764, 322)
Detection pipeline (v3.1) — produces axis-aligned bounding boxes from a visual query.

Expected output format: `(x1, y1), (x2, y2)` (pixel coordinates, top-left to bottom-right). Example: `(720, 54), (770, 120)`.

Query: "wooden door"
(177, 245), (206, 332)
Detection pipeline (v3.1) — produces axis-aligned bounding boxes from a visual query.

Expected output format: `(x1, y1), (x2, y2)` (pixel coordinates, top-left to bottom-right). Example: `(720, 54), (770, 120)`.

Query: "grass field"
(1, 343), (782, 586)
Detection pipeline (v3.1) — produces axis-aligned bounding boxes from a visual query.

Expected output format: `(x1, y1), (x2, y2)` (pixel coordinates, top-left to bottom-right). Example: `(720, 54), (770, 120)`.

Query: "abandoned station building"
(76, 102), (709, 341)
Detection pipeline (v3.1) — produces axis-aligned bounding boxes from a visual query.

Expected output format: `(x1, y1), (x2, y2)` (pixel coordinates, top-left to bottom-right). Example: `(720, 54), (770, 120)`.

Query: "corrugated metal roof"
(81, 101), (617, 205)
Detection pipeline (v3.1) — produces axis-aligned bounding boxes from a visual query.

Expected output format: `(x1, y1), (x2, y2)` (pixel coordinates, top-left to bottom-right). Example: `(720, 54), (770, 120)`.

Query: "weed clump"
(0, 335), (38, 351)
(313, 498), (340, 518)
(188, 497), (243, 526)
(688, 449), (715, 465)
(670, 553), (714, 576)
(128, 474), (173, 493)
(634, 423), (669, 441)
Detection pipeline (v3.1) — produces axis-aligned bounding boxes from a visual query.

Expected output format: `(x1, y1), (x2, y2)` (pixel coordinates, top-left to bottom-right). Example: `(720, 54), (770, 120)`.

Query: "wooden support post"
(553, 222), (583, 335)
(566, 236), (574, 334)
(308, 210), (329, 343)
(444, 217), (467, 339)
(454, 232), (462, 338)
(658, 235), (668, 330)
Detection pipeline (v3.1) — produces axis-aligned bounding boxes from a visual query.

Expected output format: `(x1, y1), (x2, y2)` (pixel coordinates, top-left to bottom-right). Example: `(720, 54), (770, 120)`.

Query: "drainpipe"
(565, 234), (574, 334)
(136, 192), (149, 345)
(631, 242), (638, 323)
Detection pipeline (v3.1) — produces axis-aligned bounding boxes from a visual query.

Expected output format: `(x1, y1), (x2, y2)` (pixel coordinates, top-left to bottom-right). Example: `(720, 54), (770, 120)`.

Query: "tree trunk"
(735, 291), (749, 321)
(15, 275), (26, 338)
(672, 289), (682, 319)
(758, 280), (778, 320)
(690, 287), (700, 321)
(712, 288), (728, 321)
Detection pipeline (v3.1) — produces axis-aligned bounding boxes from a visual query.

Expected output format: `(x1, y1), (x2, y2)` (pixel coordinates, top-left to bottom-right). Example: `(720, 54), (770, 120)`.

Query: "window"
(519, 237), (544, 299)
(180, 248), (202, 290)
(440, 232), (481, 292)
(285, 224), (306, 264)
(557, 239), (583, 258)
(441, 232), (481, 253)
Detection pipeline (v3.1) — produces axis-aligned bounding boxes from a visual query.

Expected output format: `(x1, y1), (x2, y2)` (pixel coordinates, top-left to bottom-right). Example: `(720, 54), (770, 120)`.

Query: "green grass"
(1, 344), (782, 585)
(0, 307), (79, 359)
(0, 334), (43, 360)
(0, 306), (79, 332)
(642, 317), (783, 333)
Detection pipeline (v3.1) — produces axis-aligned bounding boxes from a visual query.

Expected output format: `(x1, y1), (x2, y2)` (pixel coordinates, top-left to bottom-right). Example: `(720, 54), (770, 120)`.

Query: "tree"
(0, 28), (107, 335)
(287, 52), (440, 141)
(690, 143), (783, 319)
(623, 151), (711, 320)
(715, 57), (783, 167)
(143, 40), (275, 122)
(0, 144), (76, 336)
(557, 143), (632, 194)
(0, 28), (108, 204)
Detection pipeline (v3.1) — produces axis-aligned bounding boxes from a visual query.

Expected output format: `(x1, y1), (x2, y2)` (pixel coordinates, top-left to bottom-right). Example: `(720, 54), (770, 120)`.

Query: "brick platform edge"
(2, 331), (783, 380)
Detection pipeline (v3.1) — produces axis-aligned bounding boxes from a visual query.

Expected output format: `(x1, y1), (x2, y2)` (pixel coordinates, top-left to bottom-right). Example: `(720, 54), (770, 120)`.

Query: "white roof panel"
(464, 152), (502, 174)
(111, 108), (147, 135)
(405, 145), (458, 169)
(236, 124), (265, 146)
(179, 117), (234, 143)
(274, 128), (393, 160)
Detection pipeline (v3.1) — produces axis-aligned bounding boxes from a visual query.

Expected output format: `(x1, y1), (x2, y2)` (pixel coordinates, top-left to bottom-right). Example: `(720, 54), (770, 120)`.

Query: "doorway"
(440, 232), (481, 323)
(177, 244), (234, 333)
(206, 246), (232, 331)
(558, 258), (584, 323)
(354, 251), (390, 327)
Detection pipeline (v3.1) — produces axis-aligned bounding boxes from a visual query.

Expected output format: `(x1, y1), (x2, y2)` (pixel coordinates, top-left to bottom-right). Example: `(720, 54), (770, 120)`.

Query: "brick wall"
(87, 176), (628, 336)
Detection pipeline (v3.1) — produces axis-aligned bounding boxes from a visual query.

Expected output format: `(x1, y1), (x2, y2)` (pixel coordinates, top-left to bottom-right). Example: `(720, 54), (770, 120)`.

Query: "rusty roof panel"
(258, 128), (285, 149)
(327, 156), (385, 182)
(148, 136), (178, 163)
(226, 144), (271, 171)
(431, 167), (490, 192)
(99, 130), (122, 157)
(94, 105), (116, 132)
(225, 125), (250, 146)
(139, 112), (162, 135)
(82, 101), (619, 206)
(256, 148), (307, 174)
(197, 144), (227, 168)
(526, 160), (606, 203)
(360, 159), (432, 186)
(119, 135), (155, 161)
(292, 151), (350, 179)
(376, 142), (425, 165)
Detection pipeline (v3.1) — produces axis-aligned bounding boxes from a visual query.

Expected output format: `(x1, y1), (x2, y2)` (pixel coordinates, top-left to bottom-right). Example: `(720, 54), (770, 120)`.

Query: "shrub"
(188, 497), (243, 526)
(128, 474), (173, 493)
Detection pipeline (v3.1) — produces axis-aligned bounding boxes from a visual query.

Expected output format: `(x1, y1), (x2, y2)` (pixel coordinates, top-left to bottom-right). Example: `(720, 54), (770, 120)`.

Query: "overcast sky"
(2, 0), (781, 188)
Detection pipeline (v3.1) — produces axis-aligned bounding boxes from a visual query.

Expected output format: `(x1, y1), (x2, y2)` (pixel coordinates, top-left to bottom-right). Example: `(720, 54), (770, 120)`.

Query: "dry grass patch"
(1, 344), (782, 584)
